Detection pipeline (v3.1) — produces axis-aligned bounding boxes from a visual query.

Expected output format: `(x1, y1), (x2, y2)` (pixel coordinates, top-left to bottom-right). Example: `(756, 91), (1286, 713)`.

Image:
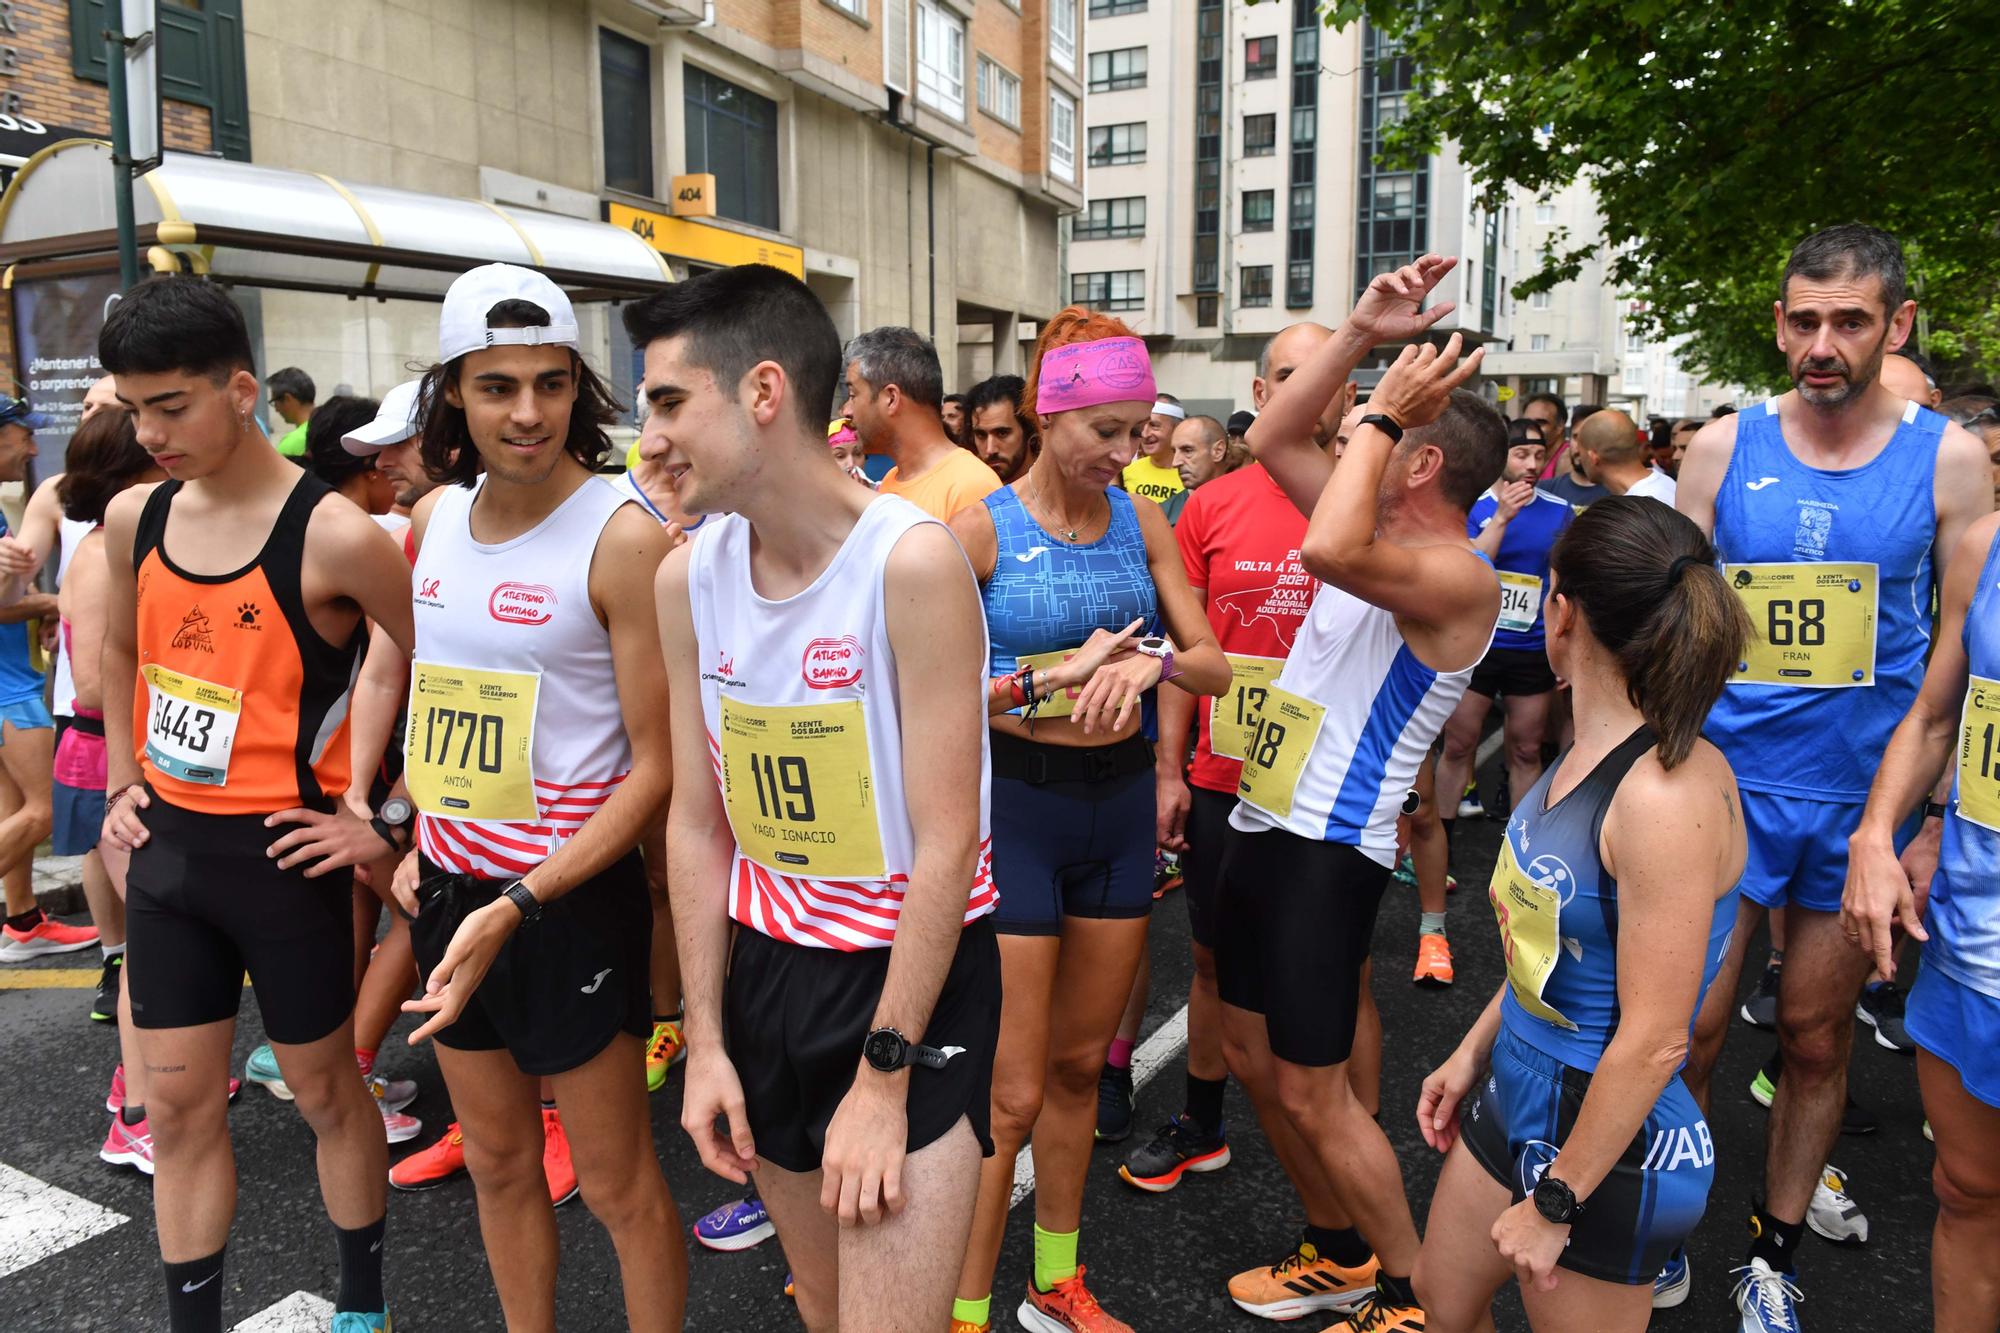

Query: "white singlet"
(687, 495), (996, 950)
(610, 467), (705, 531)
(51, 515), (93, 718)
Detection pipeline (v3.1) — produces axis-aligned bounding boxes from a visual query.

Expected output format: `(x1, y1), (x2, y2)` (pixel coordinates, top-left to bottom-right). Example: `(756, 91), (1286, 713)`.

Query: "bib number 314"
(142, 664), (241, 786)
(404, 662), (541, 821)
(719, 699), (886, 878)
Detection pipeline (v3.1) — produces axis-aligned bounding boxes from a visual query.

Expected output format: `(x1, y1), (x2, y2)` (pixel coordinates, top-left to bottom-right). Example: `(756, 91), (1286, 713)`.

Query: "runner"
(303, 396), (398, 521)
(1224, 255), (1502, 1333)
(1674, 223), (1991, 1330)
(1845, 507), (2000, 1333)
(844, 326), (1001, 520)
(635, 262), (1000, 1332)
(949, 308), (1229, 1333)
(1122, 392), (1187, 507)
(1411, 496), (1750, 1332)
(1574, 410), (1677, 503)
(97, 275), (411, 1333)
(389, 263), (686, 1332)
(827, 420), (877, 490)
(965, 374), (1038, 484)
(1163, 414), (1230, 522)
(265, 367), (316, 460)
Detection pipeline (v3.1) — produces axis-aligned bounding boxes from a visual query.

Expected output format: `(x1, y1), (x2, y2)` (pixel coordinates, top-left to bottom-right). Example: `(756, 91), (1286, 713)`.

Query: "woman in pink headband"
(946, 308), (1230, 1333)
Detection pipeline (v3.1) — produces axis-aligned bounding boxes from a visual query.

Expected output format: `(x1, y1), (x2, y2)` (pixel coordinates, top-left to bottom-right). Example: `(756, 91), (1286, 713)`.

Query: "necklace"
(1023, 474), (1105, 543)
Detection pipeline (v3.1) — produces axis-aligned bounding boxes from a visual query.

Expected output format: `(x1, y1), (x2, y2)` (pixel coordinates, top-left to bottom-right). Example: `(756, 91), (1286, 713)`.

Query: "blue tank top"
(0, 514), (44, 706)
(1492, 726), (1740, 1071)
(1705, 398), (1940, 801)
(982, 485), (1157, 677)
(1931, 524), (2000, 999)
(1467, 488), (1573, 652)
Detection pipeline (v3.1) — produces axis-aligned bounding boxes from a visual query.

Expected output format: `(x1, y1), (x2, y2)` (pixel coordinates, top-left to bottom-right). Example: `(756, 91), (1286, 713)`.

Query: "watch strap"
(368, 815), (401, 851)
(503, 880), (541, 922)
(1358, 412), (1405, 443)
(1925, 800), (1950, 820)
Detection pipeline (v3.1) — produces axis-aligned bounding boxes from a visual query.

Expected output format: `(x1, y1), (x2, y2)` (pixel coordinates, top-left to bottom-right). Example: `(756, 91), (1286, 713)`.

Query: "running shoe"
(1739, 956), (1781, 1029)
(330, 1313), (391, 1332)
(1017, 1267), (1133, 1333)
(1925, 1119), (1934, 1142)
(1391, 855), (1418, 888)
(1455, 785), (1484, 819)
(1318, 1274), (1425, 1331)
(365, 1072), (419, 1114)
(1492, 770), (1511, 819)
(0, 913), (99, 960)
(389, 1123), (465, 1191)
(107, 1064), (241, 1112)
(1412, 933), (1454, 988)
(244, 1043), (293, 1101)
(692, 1193), (775, 1252)
(1094, 1064), (1134, 1143)
(1118, 1114), (1230, 1192)
(1748, 1064), (1879, 1134)
(783, 1272), (794, 1299)
(1807, 1165), (1868, 1245)
(375, 1097), (422, 1146)
(949, 1321), (987, 1333)
(1730, 1258), (1803, 1333)
(646, 1019), (686, 1093)
(1152, 849), (1182, 899)
(1855, 982), (1914, 1052)
(1226, 1241), (1378, 1320)
(1652, 1247), (1691, 1309)
(90, 954), (121, 1023)
(543, 1106), (578, 1206)
(99, 1114), (155, 1175)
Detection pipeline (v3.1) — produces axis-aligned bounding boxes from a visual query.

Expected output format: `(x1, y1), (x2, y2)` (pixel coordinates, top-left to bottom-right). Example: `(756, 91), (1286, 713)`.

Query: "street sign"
(120, 0), (160, 173)
(670, 173), (717, 219)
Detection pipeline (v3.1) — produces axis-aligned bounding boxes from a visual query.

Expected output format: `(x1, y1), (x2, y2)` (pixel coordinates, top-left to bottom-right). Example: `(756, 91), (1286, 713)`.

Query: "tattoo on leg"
(145, 1063), (187, 1074)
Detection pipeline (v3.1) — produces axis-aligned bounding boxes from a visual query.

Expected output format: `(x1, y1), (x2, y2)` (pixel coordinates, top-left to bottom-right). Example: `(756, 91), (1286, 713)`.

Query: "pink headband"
(1035, 336), (1157, 415)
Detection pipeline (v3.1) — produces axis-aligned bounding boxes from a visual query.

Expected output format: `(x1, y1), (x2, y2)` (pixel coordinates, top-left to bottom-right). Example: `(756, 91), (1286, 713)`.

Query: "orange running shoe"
(1017, 1267), (1134, 1333)
(1412, 933), (1454, 988)
(0, 913), (98, 960)
(1227, 1242), (1379, 1321)
(646, 1020), (686, 1093)
(543, 1106), (579, 1205)
(389, 1122), (466, 1192)
(1321, 1276), (1426, 1331)
(948, 1321), (987, 1333)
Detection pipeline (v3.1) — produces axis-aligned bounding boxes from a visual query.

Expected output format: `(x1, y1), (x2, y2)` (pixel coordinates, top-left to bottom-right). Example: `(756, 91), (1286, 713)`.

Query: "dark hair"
(1406, 389), (1507, 512)
(943, 392), (968, 409)
(1889, 344), (1937, 388)
(419, 300), (618, 486)
(98, 275), (254, 383)
(57, 409), (151, 524)
(1154, 391), (1181, 408)
(1523, 390), (1566, 421)
(1549, 497), (1751, 768)
(1782, 223), (1907, 314)
(1226, 409), (1258, 436)
(1570, 403), (1606, 429)
(303, 396), (381, 488)
(1711, 403), (1737, 418)
(1507, 417), (1548, 447)
(265, 366), (316, 404)
(844, 326), (944, 412)
(622, 264), (841, 436)
(965, 374), (1035, 441)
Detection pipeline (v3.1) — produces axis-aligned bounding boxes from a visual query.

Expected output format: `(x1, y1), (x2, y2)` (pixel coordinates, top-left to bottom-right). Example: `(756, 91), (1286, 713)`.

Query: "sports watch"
(1134, 636), (1176, 682)
(501, 879), (543, 924)
(863, 1027), (960, 1073)
(1924, 800), (1950, 821)
(1357, 413), (1405, 443)
(1532, 1173), (1581, 1225)
(370, 795), (415, 851)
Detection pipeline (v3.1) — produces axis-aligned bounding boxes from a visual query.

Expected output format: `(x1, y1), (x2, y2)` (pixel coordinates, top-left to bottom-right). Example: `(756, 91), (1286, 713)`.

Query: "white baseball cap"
(342, 379), (425, 456)
(438, 263), (580, 364)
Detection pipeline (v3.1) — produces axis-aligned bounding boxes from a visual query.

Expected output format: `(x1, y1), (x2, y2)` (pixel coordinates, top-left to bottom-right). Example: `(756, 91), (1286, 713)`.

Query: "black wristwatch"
(1358, 412), (1405, 443)
(862, 1026), (960, 1073)
(1924, 800), (1949, 821)
(1532, 1173), (1581, 1225)
(369, 795), (415, 851)
(501, 879), (542, 924)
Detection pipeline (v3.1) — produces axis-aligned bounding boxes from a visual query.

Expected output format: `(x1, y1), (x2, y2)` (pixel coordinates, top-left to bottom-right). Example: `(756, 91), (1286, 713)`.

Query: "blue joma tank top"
(1932, 523), (2000, 1000)
(982, 485), (1157, 678)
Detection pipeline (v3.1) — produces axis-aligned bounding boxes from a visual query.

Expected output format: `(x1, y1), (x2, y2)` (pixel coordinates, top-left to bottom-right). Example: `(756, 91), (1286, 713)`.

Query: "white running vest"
(51, 516), (93, 718)
(410, 475), (633, 880)
(687, 496), (997, 950)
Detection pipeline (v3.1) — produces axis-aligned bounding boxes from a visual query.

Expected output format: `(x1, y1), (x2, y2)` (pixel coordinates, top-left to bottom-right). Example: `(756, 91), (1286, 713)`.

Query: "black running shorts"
(1181, 784), (1237, 950)
(1468, 646), (1558, 700)
(726, 917), (1001, 1175)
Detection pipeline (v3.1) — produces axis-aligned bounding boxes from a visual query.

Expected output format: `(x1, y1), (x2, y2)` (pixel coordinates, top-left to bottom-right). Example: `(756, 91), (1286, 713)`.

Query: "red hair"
(1025, 305), (1139, 416)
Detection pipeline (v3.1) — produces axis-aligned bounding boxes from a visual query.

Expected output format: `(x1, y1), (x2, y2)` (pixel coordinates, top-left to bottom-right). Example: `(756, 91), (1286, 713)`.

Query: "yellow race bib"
(719, 698), (886, 878)
(1955, 674), (2000, 832)
(1235, 685), (1327, 821)
(1496, 570), (1543, 636)
(1726, 562), (1877, 688)
(405, 662), (541, 822)
(1013, 648), (1084, 720)
(142, 664), (241, 787)
(1489, 836), (1578, 1031)
(1209, 654), (1285, 761)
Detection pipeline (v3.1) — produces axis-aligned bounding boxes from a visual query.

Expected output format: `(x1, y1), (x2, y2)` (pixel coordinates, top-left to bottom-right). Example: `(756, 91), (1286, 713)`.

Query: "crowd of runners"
(3, 220), (1998, 1333)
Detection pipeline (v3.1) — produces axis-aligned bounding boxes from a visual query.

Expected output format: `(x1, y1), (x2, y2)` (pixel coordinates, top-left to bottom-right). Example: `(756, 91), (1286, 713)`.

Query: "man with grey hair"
(842, 326), (999, 520)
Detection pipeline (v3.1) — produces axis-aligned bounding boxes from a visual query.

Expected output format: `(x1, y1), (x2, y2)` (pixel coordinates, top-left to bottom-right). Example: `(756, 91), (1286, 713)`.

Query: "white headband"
(1152, 400), (1185, 420)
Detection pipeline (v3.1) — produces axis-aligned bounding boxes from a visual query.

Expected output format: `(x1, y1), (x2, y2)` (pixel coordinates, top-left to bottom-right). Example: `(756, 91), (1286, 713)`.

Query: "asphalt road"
(0, 779), (1937, 1332)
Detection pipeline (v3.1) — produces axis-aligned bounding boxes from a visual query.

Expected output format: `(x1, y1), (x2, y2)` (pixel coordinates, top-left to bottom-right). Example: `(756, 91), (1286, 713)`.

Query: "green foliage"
(1323, 0), (2000, 390)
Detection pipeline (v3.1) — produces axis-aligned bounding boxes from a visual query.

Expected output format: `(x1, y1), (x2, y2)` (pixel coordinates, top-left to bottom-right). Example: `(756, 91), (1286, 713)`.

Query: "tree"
(1323, 0), (2000, 391)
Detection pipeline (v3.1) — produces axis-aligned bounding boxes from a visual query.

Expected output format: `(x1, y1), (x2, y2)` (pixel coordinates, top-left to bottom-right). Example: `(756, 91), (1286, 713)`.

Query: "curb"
(32, 855), (85, 918)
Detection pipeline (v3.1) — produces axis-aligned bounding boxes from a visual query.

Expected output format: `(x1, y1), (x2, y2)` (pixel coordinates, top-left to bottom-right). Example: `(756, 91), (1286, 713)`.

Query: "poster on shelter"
(12, 270), (123, 454)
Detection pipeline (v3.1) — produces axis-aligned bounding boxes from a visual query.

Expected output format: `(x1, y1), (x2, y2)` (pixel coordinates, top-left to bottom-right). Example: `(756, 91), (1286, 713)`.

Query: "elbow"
(1299, 536), (1353, 583)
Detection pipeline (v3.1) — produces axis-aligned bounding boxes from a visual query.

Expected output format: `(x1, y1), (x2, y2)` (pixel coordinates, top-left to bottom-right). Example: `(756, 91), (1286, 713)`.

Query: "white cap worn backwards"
(438, 263), (580, 364)
(341, 379), (425, 456)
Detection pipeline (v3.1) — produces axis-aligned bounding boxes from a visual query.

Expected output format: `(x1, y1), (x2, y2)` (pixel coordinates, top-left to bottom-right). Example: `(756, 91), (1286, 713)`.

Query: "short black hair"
(304, 396), (381, 488)
(98, 275), (255, 383)
(1782, 223), (1908, 313)
(1889, 345), (1938, 388)
(1523, 391), (1566, 422)
(57, 407), (151, 524)
(265, 366), (315, 404)
(844, 326), (945, 412)
(1571, 403), (1606, 429)
(1408, 389), (1507, 513)
(1711, 403), (1737, 418)
(623, 264), (841, 436)
(964, 374), (1026, 418)
(943, 392), (968, 409)
(1226, 409), (1258, 436)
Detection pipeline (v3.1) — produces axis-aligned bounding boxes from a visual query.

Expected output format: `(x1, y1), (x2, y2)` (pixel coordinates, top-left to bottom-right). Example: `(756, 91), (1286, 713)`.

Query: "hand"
(343, 788), (375, 822)
(1049, 617), (1146, 693)
(1346, 255), (1459, 346)
(1157, 769), (1192, 851)
(1899, 816), (1942, 920)
(389, 849), (421, 916)
(1494, 479), (1535, 522)
(402, 898), (518, 1043)
(1417, 1046), (1482, 1153)
(37, 619), (57, 656)
(1843, 830), (1928, 982)
(680, 1043), (758, 1184)
(1070, 653), (1163, 736)
(100, 784), (151, 852)
(661, 519), (689, 552)
(0, 535), (37, 578)
(1365, 335), (1488, 434)
(819, 1071), (909, 1226)
(1492, 1197), (1568, 1293)
(263, 805), (395, 876)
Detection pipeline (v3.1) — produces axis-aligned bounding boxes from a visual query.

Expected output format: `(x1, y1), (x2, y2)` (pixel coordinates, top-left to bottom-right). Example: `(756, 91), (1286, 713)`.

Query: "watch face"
(381, 797), (413, 824)
(865, 1029), (903, 1069)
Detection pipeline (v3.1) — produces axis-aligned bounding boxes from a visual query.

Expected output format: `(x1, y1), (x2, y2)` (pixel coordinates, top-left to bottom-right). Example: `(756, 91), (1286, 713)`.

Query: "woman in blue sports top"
(1410, 497), (1751, 1332)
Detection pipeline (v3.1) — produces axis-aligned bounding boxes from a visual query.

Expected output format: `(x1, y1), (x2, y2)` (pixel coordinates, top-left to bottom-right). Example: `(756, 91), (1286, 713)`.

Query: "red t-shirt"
(1175, 464), (1317, 794)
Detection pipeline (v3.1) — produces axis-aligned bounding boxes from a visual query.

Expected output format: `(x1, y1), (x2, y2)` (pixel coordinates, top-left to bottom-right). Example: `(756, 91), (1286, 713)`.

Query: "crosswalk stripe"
(230, 1290), (335, 1332)
(0, 1162), (128, 1278)
(1010, 1005), (1188, 1208)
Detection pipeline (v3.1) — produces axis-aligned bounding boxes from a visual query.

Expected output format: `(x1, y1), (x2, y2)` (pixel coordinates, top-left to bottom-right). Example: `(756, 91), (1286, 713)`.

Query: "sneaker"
(0, 913), (99, 960)
(1094, 1064), (1134, 1143)
(950, 1321), (988, 1333)
(330, 1313), (391, 1333)
(90, 955), (121, 1022)
(1740, 957), (1781, 1029)
(1118, 1114), (1230, 1192)
(1226, 1242), (1378, 1320)
(1152, 849), (1183, 899)
(783, 1272), (794, 1299)
(1750, 1065), (1775, 1107)
(99, 1114), (155, 1175)
(365, 1072), (419, 1113)
(1412, 933), (1454, 988)
(244, 1043), (293, 1101)
(1017, 1266), (1133, 1333)
(107, 1064), (239, 1112)
(1652, 1247), (1691, 1309)
(389, 1122), (466, 1191)
(1456, 785), (1484, 819)
(646, 1019), (686, 1093)
(542, 1107), (578, 1206)
(1391, 855), (1418, 888)
(1807, 1165), (1868, 1245)
(1730, 1257), (1803, 1333)
(1319, 1274), (1426, 1331)
(1856, 983), (1914, 1052)
(692, 1193), (775, 1252)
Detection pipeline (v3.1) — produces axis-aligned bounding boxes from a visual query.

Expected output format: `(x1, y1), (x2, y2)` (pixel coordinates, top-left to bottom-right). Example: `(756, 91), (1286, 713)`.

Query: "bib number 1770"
(414, 706), (506, 775)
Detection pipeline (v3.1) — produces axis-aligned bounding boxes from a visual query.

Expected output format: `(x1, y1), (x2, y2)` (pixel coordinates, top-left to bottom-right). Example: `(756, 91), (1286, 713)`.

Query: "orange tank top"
(130, 474), (363, 815)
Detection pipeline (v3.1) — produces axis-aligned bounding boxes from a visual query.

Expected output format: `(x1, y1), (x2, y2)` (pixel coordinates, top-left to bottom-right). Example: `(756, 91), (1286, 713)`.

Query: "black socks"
(1184, 1072), (1226, 1136)
(1303, 1224), (1372, 1269)
(1748, 1209), (1805, 1274)
(120, 1102), (146, 1127)
(335, 1214), (387, 1314)
(4, 906), (42, 933)
(164, 1249), (226, 1333)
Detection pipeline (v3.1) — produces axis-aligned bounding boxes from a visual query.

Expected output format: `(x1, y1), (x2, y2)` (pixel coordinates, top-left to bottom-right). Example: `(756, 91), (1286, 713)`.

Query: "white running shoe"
(1807, 1164), (1868, 1245)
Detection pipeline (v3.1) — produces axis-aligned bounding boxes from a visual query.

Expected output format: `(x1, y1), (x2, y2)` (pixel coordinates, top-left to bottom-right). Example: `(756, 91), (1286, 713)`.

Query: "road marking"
(0, 1162), (128, 1278)
(0, 969), (250, 991)
(231, 1291), (335, 1332)
(1476, 727), (1504, 769)
(1010, 1005), (1188, 1208)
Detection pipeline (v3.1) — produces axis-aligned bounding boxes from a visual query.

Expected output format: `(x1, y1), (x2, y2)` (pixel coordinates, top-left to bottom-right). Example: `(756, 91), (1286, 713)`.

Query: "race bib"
(1013, 647), (1084, 720)
(1496, 570), (1543, 635)
(1489, 835), (1578, 1031)
(404, 662), (540, 821)
(719, 698), (886, 878)
(1955, 674), (2000, 832)
(1235, 685), (1327, 821)
(1726, 562), (1877, 688)
(142, 664), (240, 786)
(1209, 654), (1285, 761)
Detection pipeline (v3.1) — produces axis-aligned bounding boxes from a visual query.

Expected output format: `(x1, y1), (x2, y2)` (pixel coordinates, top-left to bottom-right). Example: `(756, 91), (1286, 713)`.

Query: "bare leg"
(1434, 692), (1492, 826)
(1349, 963), (1382, 1119)
(642, 821), (681, 1016)
(439, 1044), (556, 1332)
(1411, 1142), (1512, 1333)
(1273, 1055), (1420, 1275)
(0, 752), (39, 916)
(1518, 1263), (1653, 1332)
(1185, 940), (1226, 1082)
(1220, 1002), (1355, 1230)
(837, 1119), (985, 1331)
(79, 850), (125, 946)
(103, 843), (143, 1108)
(1409, 756), (1449, 919)
(268, 1015), (389, 1229)
(1763, 907), (1872, 1223)
(1500, 692), (1551, 812)
(1113, 949), (1148, 1049)
(1919, 1048), (2000, 1332)
(138, 1018), (239, 1260)
(353, 914), (415, 1055)
(1684, 895), (1763, 1114)
(758, 1158), (840, 1332)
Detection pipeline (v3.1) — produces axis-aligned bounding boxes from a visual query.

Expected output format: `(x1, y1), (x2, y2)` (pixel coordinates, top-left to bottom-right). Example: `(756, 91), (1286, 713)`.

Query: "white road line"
(1475, 727), (1504, 768)
(1010, 1005), (1189, 1208)
(0, 1162), (127, 1278)
(230, 1290), (335, 1332)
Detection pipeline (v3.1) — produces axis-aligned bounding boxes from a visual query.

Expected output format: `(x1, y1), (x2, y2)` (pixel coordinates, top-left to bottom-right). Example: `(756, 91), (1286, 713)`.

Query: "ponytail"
(1548, 497), (1751, 768)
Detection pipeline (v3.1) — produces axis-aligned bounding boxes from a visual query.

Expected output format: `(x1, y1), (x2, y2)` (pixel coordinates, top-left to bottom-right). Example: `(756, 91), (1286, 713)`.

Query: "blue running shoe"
(1652, 1248), (1690, 1309)
(331, 1312), (390, 1332)
(1732, 1258), (1803, 1332)
(244, 1043), (293, 1101)
(693, 1193), (774, 1252)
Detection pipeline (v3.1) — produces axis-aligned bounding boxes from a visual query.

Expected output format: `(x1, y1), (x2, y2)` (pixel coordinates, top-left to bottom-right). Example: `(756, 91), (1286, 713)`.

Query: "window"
(1627, 323), (1647, 353)
(1242, 190), (1274, 232)
(1197, 295), (1219, 327)
(1089, 0), (1145, 13)
(1050, 0), (1077, 73)
(1530, 334), (1551, 351)
(1243, 113), (1276, 156)
(1245, 36), (1277, 79)
(68, 0), (253, 160)
(684, 65), (780, 230)
(1290, 107), (1317, 144)
(1288, 261), (1313, 308)
(916, 0), (967, 119)
(1088, 47), (1146, 91)
(599, 30), (655, 198)
(826, 0), (866, 14)
(1240, 265), (1274, 307)
(1353, 21), (1427, 301)
(1048, 90), (1077, 182)
(1372, 173), (1416, 218)
(1530, 290), (1551, 311)
(977, 56), (1021, 126)
(1072, 270), (1145, 312)
(1075, 196), (1145, 239)
(1535, 200), (1556, 223)
(1088, 122), (1146, 165)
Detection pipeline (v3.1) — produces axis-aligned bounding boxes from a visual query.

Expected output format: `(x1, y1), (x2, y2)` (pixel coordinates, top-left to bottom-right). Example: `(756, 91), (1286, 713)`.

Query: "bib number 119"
(748, 752), (816, 823)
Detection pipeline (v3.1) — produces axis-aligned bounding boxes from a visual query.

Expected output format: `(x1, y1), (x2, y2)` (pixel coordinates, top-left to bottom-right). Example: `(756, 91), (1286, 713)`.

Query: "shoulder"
(1616, 739), (1734, 825)
(306, 488), (400, 560)
(27, 472), (63, 510)
(1936, 419), (1991, 472)
(104, 481), (162, 534)
(1689, 408), (1747, 457)
(949, 449), (1002, 493)
(887, 519), (978, 600)
(1528, 488), (1571, 512)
